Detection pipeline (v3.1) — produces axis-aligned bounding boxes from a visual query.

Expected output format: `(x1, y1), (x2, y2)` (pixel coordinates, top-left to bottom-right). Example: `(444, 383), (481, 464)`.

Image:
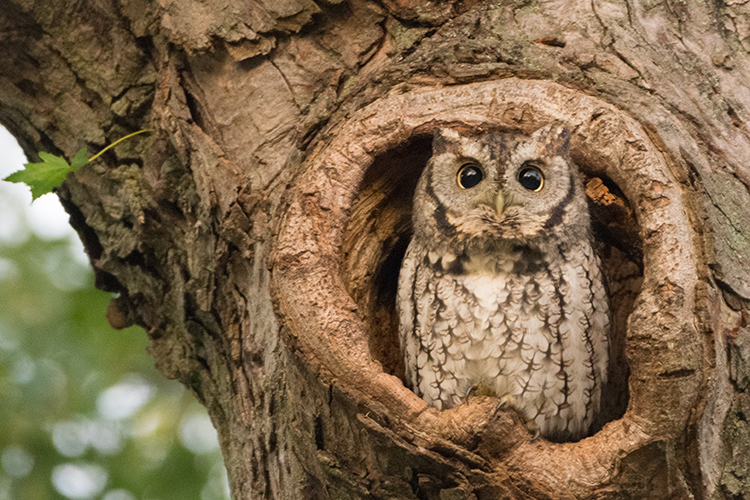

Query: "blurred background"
(0, 127), (229, 500)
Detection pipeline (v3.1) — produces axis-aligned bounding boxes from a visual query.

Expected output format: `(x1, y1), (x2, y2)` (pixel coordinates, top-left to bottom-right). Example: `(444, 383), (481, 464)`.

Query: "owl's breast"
(397, 240), (609, 441)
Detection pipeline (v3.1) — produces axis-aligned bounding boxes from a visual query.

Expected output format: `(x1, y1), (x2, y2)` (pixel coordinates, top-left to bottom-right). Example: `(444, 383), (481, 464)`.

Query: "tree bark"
(2, 0), (750, 498)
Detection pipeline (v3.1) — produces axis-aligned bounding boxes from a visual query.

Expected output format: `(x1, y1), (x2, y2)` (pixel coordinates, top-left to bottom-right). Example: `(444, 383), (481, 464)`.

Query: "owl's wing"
(397, 240), (423, 391)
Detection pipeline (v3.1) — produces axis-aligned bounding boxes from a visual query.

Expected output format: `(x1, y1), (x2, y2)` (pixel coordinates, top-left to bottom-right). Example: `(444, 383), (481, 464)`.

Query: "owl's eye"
(457, 163), (484, 189)
(518, 166), (544, 192)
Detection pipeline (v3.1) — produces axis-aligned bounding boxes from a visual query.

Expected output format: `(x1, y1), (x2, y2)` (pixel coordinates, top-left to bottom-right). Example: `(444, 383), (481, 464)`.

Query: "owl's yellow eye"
(518, 166), (544, 191)
(457, 163), (484, 189)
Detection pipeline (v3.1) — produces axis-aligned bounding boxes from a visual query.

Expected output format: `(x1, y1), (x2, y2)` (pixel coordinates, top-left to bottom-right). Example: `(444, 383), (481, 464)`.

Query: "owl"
(396, 123), (609, 441)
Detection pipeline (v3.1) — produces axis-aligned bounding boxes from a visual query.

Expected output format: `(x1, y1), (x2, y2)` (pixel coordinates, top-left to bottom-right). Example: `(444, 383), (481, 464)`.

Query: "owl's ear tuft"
(531, 122), (571, 157)
(432, 128), (461, 155)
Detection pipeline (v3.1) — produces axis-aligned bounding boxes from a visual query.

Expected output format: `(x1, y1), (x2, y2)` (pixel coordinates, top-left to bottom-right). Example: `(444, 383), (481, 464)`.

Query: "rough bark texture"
(2, 0), (750, 498)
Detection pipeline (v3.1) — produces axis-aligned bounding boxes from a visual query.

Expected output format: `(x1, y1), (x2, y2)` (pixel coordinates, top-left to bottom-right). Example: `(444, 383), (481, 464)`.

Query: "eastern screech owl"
(396, 123), (609, 441)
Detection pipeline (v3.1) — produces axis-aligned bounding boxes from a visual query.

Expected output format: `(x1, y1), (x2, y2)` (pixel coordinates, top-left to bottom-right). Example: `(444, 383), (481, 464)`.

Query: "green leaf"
(3, 148), (88, 200)
(70, 147), (89, 170)
(2, 129), (152, 202)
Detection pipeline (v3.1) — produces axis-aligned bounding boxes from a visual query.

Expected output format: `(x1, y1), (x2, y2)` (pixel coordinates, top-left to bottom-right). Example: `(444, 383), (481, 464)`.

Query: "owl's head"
(413, 122), (590, 254)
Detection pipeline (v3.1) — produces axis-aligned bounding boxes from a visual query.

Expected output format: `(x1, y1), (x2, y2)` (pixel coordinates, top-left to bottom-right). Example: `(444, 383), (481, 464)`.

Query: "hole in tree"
(580, 167), (642, 432)
(342, 135), (432, 380)
(341, 131), (641, 438)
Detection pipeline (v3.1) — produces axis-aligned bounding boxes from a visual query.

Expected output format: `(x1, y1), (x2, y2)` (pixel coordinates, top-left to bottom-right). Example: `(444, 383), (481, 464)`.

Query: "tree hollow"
(270, 78), (702, 494)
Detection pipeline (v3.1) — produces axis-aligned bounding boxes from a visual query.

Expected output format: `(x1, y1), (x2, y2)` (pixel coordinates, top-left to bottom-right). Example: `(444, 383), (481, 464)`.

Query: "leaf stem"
(88, 129), (154, 163)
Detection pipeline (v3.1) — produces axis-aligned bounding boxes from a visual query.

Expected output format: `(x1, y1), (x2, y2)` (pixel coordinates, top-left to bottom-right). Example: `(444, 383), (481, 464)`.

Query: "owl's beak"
(495, 191), (505, 217)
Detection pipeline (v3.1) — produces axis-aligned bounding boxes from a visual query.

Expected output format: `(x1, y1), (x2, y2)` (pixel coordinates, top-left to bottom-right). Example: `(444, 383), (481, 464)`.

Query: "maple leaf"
(4, 148), (88, 200)
(2, 129), (153, 201)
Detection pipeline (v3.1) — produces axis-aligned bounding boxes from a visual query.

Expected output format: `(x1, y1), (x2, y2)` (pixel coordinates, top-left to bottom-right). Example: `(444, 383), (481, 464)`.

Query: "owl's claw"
(526, 421), (542, 440)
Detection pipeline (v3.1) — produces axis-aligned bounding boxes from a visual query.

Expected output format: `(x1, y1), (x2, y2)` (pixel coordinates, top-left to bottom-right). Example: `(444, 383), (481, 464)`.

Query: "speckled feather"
(397, 124), (609, 441)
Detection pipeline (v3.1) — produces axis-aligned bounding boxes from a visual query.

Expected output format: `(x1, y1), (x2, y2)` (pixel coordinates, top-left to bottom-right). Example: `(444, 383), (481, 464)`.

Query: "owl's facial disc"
(419, 125), (579, 250)
(465, 154), (571, 242)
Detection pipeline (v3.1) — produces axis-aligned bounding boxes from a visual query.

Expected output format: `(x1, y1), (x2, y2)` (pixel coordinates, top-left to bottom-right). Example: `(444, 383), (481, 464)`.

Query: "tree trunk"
(2, 0), (750, 498)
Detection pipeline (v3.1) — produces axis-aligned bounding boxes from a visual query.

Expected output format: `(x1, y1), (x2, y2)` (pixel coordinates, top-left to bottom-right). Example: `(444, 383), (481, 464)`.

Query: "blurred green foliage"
(0, 234), (229, 500)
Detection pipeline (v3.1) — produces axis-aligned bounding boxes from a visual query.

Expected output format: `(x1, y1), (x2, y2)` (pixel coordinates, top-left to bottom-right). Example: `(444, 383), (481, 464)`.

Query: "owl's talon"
(527, 425), (542, 441)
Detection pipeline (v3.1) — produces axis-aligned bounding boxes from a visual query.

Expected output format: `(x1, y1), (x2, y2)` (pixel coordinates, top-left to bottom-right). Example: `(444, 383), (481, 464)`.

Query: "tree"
(2, 0), (749, 498)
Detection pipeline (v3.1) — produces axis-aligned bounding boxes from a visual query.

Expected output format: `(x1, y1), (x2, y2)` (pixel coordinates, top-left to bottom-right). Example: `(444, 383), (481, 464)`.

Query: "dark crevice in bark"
(58, 192), (104, 260)
(314, 415), (325, 450)
(300, 116), (331, 149)
(660, 369), (697, 379)
(727, 103), (745, 128)
(195, 355), (211, 373)
(123, 249), (163, 280)
(395, 27), (438, 60)
(182, 80), (209, 133)
(93, 268), (125, 294)
(15, 78), (36, 97)
(134, 35), (157, 63)
(534, 37), (565, 48)
(716, 279), (749, 310)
